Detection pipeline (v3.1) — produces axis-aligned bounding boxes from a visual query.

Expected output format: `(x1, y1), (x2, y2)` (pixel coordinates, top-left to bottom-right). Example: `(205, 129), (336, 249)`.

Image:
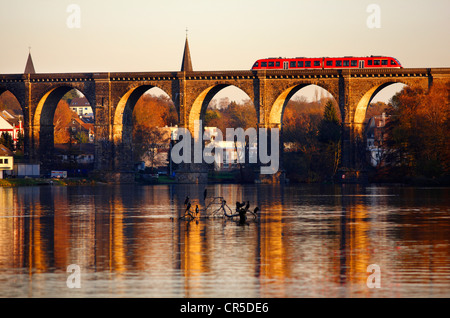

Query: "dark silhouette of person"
(184, 196), (190, 206)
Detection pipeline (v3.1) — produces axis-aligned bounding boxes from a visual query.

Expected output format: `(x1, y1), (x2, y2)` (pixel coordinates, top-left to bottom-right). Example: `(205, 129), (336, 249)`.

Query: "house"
(67, 117), (94, 143)
(0, 110), (24, 146)
(54, 143), (95, 165)
(365, 112), (389, 167)
(136, 126), (177, 170)
(0, 144), (13, 179)
(69, 97), (94, 120)
(203, 126), (258, 171)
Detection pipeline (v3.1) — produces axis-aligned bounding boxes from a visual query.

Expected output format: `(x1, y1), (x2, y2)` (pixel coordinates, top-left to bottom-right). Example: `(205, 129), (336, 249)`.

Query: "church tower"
(24, 49), (36, 74)
(181, 35), (193, 72)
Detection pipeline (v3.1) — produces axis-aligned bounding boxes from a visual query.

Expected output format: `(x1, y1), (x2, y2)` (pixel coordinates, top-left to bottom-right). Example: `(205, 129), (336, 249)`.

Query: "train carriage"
(251, 56), (402, 70)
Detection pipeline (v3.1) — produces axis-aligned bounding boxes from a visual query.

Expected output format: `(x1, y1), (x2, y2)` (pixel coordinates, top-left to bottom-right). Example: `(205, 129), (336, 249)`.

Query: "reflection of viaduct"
(1, 39), (449, 182)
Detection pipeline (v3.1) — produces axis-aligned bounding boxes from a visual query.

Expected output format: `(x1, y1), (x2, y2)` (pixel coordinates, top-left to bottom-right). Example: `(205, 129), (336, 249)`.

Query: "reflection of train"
(251, 56), (402, 70)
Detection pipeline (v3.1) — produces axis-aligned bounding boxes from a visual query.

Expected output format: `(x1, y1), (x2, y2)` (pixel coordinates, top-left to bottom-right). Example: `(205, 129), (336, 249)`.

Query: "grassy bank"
(0, 178), (97, 187)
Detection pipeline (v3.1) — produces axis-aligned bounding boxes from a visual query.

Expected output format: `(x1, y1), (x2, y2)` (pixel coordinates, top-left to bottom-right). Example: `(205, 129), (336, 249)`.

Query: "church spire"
(181, 33), (193, 72)
(24, 48), (36, 74)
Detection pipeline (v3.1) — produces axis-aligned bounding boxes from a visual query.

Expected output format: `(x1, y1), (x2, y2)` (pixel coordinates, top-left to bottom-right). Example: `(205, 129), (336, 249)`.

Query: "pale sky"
(0, 0), (448, 102)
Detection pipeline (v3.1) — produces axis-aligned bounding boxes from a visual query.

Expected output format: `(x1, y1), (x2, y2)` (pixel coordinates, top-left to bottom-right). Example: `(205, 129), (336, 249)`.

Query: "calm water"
(0, 183), (449, 298)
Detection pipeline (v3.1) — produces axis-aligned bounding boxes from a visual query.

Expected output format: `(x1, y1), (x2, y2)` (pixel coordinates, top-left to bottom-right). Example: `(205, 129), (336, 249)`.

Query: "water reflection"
(0, 184), (449, 297)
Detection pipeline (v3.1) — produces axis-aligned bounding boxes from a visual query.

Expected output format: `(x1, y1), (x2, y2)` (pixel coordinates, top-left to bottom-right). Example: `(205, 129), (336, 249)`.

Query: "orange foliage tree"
(384, 82), (450, 180)
(53, 100), (79, 144)
(132, 94), (178, 165)
(204, 99), (257, 131)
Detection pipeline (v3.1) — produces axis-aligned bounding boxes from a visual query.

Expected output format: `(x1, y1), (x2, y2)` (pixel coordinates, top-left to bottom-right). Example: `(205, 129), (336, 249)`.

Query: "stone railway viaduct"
(1, 41), (449, 182)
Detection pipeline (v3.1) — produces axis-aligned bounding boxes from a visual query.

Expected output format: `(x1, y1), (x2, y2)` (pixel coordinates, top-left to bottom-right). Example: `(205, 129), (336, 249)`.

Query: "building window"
(4, 159), (7, 164)
(0, 159), (3, 164)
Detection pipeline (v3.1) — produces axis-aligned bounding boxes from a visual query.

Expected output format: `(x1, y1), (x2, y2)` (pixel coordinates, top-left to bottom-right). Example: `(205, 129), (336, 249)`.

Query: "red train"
(251, 56), (402, 70)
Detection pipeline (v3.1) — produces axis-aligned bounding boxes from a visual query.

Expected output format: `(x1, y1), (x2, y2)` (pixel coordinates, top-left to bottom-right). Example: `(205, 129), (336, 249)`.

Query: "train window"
(269, 61), (274, 67)
(351, 60), (357, 67)
(336, 60), (342, 67)
(254, 62), (259, 68)
(290, 61), (296, 68)
(374, 60), (380, 65)
(305, 61), (311, 67)
(390, 60), (397, 65)
(382, 60), (388, 65)
(326, 60), (333, 66)
(314, 61), (320, 66)
(367, 60), (373, 66)
(276, 61), (280, 67)
(261, 62), (267, 67)
(298, 61), (304, 67)
(343, 60), (349, 67)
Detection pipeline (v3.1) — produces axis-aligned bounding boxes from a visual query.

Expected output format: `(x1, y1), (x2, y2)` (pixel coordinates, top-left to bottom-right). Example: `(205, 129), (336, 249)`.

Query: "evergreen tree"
(318, 101), (342, 177)
(319, 101), (341, 143)
(16, 130), (24, 151)
(0, 132), (14, 151)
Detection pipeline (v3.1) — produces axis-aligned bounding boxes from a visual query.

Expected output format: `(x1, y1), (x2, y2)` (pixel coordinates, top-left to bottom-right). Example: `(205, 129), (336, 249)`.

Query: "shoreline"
(1, 177), (449, 187)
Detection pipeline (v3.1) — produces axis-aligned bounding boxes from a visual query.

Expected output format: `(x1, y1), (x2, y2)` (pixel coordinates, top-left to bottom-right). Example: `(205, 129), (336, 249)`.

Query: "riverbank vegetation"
(281, 97), (342, 183)
(372, 82), (450, 185)
(0, 177), (97, 187)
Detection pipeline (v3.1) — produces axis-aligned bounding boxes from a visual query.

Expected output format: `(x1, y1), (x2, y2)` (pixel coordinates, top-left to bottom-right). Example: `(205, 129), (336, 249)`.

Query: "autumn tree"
(53, 99), (78, 144)
(204, 99), (257, 131)
(384, 82), (450, 180)
(132, 94), (178, 165)
(204, 109), (223, 130)
(365, 101), (389, 119)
